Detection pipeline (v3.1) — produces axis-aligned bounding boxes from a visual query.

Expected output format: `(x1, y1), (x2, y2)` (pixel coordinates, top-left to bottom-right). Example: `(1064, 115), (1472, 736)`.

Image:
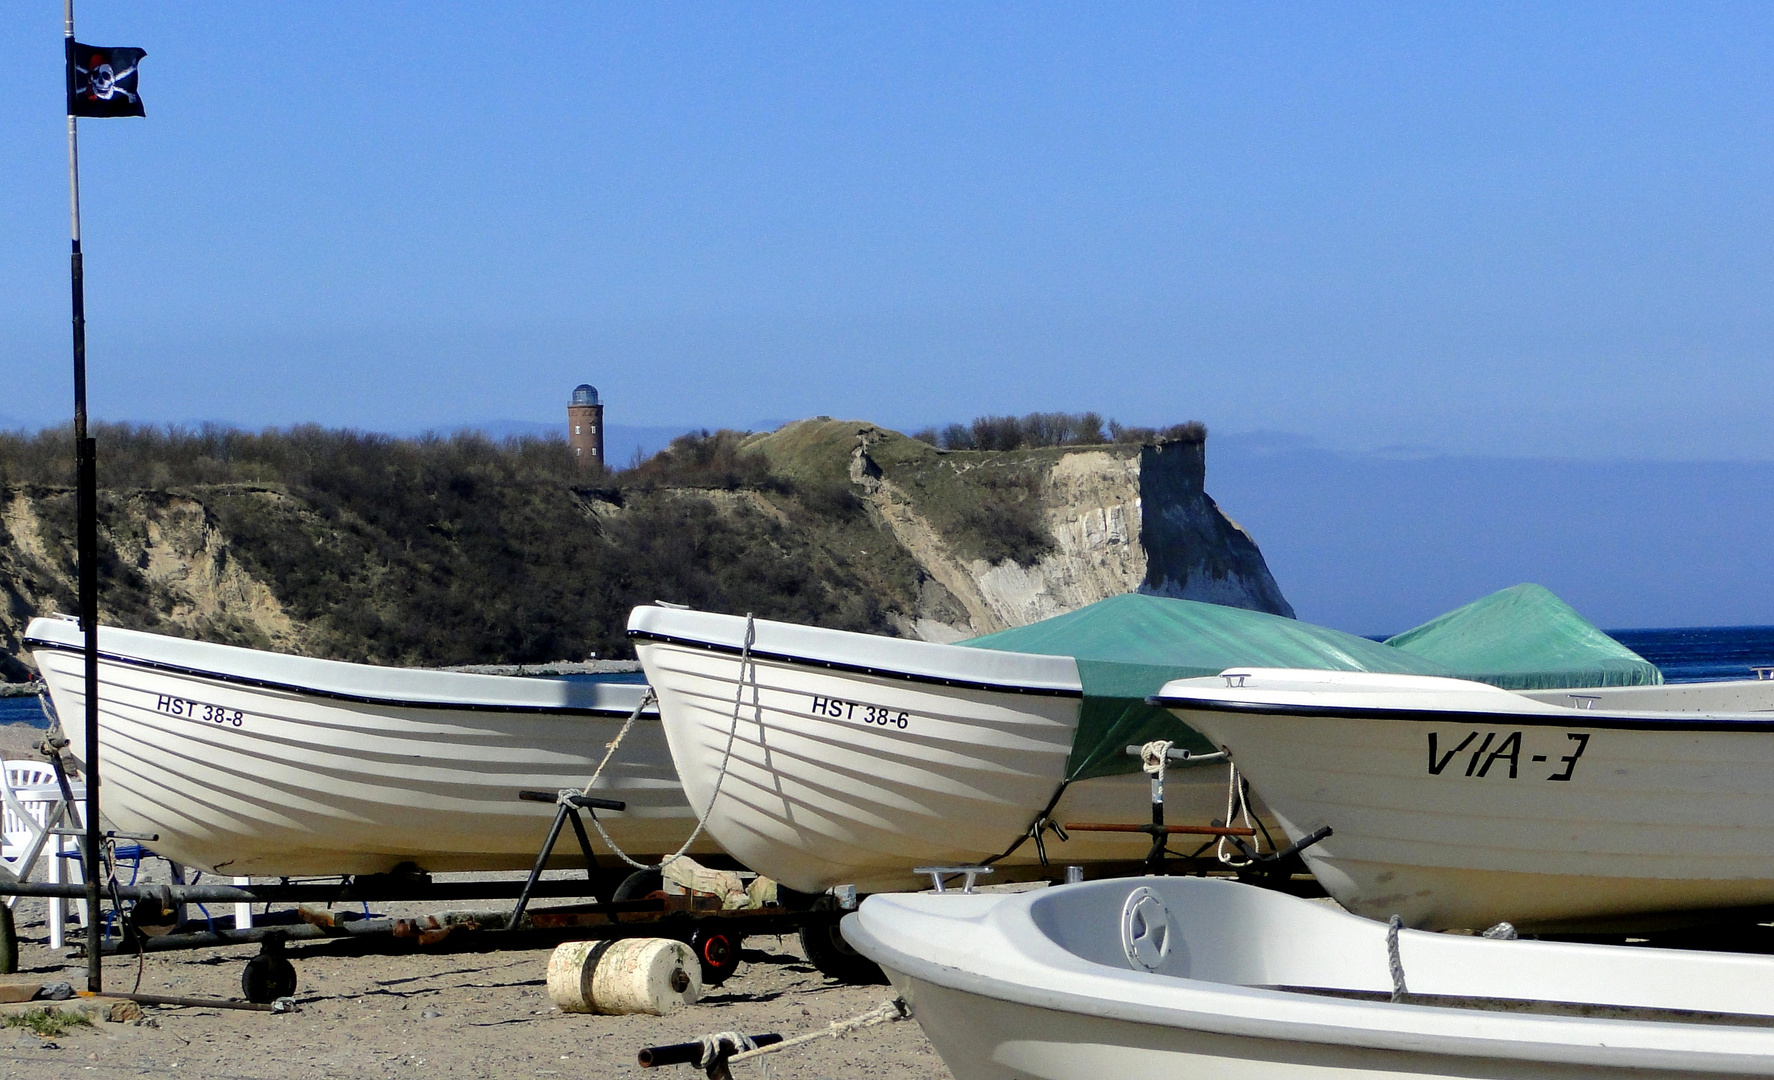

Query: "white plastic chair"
(1, 759), (87, 948)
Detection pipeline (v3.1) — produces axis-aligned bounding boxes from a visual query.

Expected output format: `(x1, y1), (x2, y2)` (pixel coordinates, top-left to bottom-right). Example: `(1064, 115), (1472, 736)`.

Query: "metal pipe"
(1122, 746), (1229, 768)
(509, 805), (573, 928)
(0, 877), (623, 904)
(104, 919), (396, 955)
(64, 0), (102, 994)
(1062, 822), (1257, 836)
(638, 1034), (782, 1068)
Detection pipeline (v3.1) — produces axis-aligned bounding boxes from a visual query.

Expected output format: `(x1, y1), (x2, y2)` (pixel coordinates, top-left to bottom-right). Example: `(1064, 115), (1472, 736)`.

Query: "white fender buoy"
(547, 938), (702, 1015)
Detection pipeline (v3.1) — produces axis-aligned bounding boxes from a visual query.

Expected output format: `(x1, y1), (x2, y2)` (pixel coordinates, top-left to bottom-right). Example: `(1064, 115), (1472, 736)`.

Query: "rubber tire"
(241, 954), (297, 1004)
(690, 926), (742, 987)
(0, 905), (16, 975)
(612, 868), (664, 902)
(799, 919), (886, 985)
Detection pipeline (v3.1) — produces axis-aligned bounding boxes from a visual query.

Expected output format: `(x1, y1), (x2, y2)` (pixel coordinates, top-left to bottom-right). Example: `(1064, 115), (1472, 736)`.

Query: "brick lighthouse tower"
(568, 384), (604, 468)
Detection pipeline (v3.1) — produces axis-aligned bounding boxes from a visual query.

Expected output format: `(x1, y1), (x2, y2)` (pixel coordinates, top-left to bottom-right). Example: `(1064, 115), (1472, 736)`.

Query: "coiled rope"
(1139, 739), (1172, 784)
(580, 614), (758, 871)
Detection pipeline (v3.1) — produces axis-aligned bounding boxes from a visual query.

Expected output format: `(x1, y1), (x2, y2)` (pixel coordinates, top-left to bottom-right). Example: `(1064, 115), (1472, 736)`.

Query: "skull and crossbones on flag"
(66, 41), (146, 118)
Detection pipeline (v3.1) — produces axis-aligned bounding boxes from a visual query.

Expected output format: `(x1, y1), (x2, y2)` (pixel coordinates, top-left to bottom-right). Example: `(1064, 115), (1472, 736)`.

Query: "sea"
(1607, 626), (1774, 683)
(2, 628), (1770, 729)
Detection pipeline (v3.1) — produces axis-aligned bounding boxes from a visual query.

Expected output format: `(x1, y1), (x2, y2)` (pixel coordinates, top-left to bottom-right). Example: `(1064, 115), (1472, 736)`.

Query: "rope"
(1216, 763), (1259, 866)
(577, 688), (664, 870)
(727, 997), (910, 1065)
(1139, 739), (1172, 784)
(699, 1031), (758, 1069)
(1386, 914), (1408, 1003)
(683, 614), (758, 853)
(1028, 813), (1068, 865)
(581, 687), (656, 798)
(581, 615), (758, 872)
(977, 778), (1071, 872)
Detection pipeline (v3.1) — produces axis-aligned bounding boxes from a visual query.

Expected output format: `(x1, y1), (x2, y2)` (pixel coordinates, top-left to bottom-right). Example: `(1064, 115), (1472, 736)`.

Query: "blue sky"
(3, 4), (1772, 631)
(4, 2), (1774, 457)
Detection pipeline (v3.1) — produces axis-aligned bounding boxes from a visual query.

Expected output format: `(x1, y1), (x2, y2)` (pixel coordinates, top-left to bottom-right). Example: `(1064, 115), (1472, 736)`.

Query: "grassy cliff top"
(746, 417), (1143, 566)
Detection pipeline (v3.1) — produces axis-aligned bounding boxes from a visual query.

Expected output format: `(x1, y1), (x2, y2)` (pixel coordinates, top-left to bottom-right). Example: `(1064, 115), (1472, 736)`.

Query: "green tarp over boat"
(959, 585), (1661, 781)
(958, 593), (1454, 781)
(1385, 583), (1662, 691)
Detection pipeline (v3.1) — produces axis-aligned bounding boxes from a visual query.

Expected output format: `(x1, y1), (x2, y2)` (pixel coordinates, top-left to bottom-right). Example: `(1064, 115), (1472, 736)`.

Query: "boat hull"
(27, 619), (717, 876)
(632, 608), (1267, 893)
(1160, 669), (1774, 930)
(887, 978), (1689, 1080)
(636, 631), (1077, 892)
(846, 877), (1774, 1079)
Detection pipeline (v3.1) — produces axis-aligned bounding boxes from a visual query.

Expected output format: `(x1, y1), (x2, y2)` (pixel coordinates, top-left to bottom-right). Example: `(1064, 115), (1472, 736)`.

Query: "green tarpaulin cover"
(1385, 583), (1662, 691)
(958, 593), (1453, 781)
(959, 585), (1661, 781)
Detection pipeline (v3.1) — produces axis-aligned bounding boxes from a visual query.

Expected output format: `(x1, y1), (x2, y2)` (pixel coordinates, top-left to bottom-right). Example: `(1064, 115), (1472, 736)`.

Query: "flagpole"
(65, 0), (104, 995)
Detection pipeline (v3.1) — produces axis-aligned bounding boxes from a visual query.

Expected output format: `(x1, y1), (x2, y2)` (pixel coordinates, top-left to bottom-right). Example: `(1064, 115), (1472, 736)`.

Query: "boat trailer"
(1063, 743), (1332, 887)
(0, 788), (858, 1004)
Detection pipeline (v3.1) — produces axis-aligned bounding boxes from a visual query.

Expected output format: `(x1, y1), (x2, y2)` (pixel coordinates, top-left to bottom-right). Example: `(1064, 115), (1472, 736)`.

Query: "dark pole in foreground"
(65, 0), (103, 994)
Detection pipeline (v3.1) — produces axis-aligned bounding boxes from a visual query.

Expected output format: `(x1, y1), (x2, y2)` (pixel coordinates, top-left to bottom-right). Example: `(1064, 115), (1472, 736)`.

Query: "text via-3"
(1427, 731), (1590, 781)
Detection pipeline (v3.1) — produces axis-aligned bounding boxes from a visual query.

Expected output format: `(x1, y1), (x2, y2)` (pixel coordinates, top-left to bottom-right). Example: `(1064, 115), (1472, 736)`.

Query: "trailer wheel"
(612, 868), (664, 902)
(242, 937), (297, 1004)
(0, 905), (16, 975)
(799, 919), (886, 985)
(690, 926), (742, 987)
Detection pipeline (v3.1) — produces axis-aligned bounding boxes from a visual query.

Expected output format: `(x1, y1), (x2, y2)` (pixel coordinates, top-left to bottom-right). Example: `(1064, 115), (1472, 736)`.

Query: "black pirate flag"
(66, 41), (145, 118)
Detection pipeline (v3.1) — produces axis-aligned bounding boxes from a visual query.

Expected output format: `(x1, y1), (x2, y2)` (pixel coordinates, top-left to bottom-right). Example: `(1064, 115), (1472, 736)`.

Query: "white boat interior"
(1521, 677), (1774, 712)
(845, 876), (1774, 1079)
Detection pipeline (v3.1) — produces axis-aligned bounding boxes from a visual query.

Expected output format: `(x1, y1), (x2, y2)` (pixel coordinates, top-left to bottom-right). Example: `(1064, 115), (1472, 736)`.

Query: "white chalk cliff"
(754, 419), (1293, 641)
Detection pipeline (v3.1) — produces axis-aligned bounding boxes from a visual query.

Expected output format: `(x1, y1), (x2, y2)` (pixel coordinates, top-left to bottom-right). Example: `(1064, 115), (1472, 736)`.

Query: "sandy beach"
(0, 723), (949, 1079)
(0, 916), (949, 1079)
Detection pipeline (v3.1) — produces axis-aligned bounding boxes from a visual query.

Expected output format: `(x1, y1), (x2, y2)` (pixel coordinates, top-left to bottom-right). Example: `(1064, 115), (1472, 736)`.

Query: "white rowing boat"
(25, 615), (719, 876)
(844, 876), (1774, 1079)
(629, 605), (1262, 893)
(1154, 667), (1774, 930)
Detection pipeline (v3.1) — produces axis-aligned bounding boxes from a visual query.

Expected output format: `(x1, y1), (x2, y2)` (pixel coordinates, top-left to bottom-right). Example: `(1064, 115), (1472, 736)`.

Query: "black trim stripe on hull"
(1149, 694), (1774, 733)
(628, 629), (1084, 698)
(24, 636), (651, 718)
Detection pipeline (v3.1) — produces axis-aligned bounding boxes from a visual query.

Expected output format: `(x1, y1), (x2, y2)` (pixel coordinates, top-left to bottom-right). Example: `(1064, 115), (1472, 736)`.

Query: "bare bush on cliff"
(0, 423), (918, 666)
(910, 412), (1203, 451)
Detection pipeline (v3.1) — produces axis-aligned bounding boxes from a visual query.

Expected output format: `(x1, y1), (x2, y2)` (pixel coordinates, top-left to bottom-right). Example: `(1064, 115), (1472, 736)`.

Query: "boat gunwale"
(630, 629), (1086, 699)
(26, 636), (653, 719)
(1148, 692), (1774, 733)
